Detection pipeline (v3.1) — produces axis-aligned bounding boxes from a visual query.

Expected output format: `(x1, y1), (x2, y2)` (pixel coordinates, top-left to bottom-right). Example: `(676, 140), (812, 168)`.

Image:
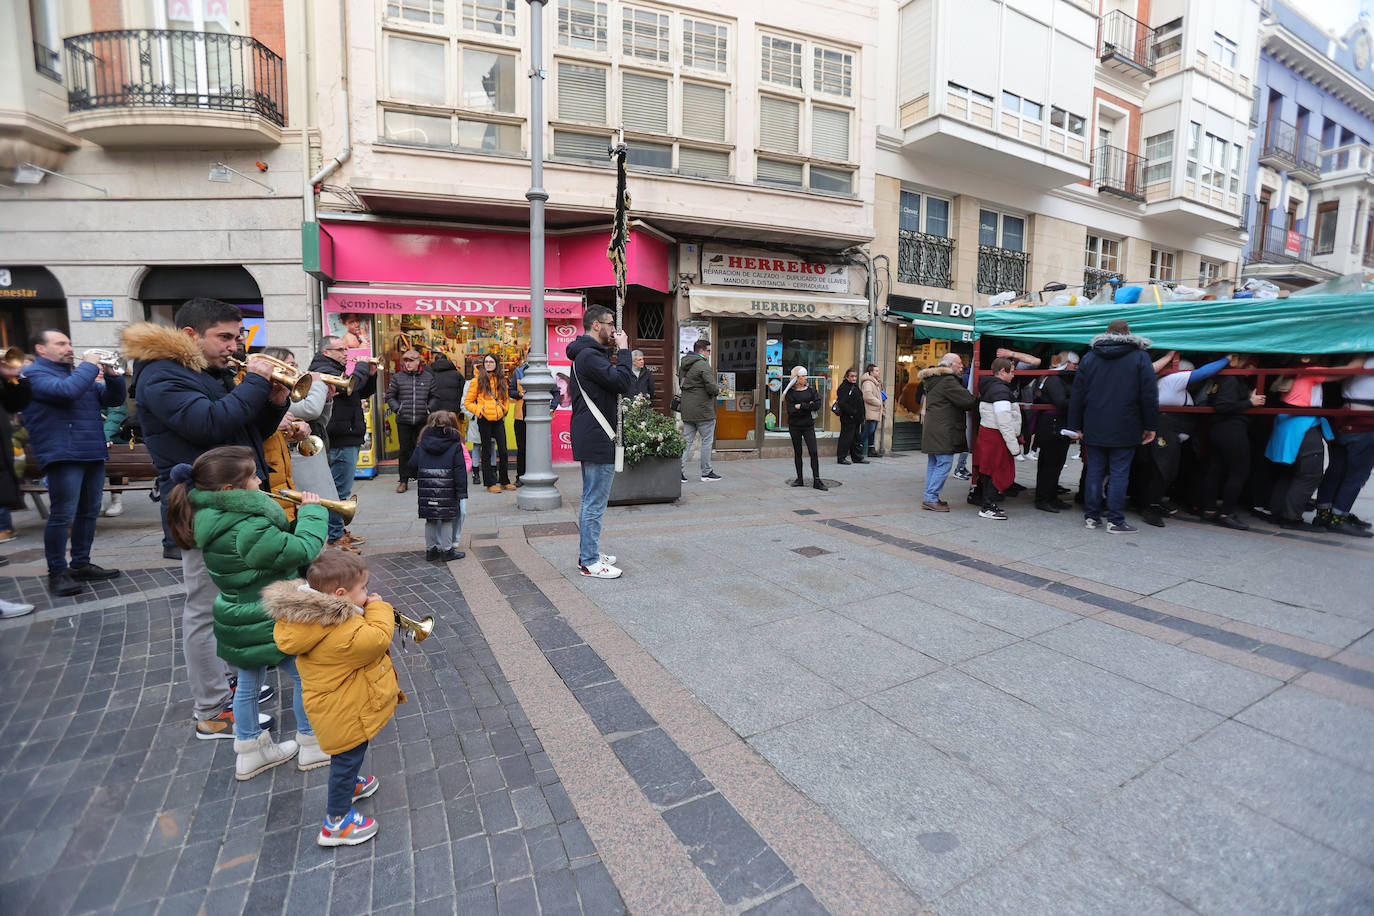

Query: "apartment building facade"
(1, 0), (316, 354)
(872, 0), (1258, 451)
(309, 0), (879, 459)
(1244, 0), (1374, 288)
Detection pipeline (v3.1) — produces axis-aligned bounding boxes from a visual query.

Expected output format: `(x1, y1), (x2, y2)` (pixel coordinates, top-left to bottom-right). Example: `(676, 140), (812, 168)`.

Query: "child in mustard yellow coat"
(263, 551), (406, 847)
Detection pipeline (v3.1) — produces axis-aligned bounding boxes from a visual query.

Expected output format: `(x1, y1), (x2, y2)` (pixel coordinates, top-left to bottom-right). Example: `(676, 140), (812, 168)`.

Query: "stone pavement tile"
(1163, 720), (1374, 867)
(1066, 766), (1374, 914)
(607, 727), (714, 808)
(838, 593), (1018, 664)
(1192, 551), (1374, 619)
(1090, 608), (1191, 645)
(936, 828), (1191, 916)
(743, 883), (829, 915)
(1021, 543), (1195, 595)
(896, 567), (1079, 638)
(750, 701), (1051, 901)
(1176, 636), (1304, 682)
(1151, 580), (1371, 646)
(654, 633), (850, 738)
(1334, 649), (1374, 674)
(1346, 630), (1374, 658)
(749, 561), (896, 608)
(1237, 685), (1374, 775)
(1292, 670), (1374, 713)
(959, 641), (1223, 759)
(750, 609), (944, 698)
(867, 669), (1153, 819)
(659, 792), (795, 906)
(1032, 618), (1282, 716)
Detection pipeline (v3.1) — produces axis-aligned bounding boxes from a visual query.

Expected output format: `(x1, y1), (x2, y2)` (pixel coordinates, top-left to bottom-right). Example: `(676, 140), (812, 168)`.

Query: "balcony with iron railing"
(1083, 266), (1121, 297)
(1238, 193), (1252, 232)
(1258, 120), (1299, 171)
(1290, 133), (1322, 182)
(62, 29), (285, 147)
(896, 230), (955, 289)
(1097, 10), (1156, 77)
(1092, 145), (1144, 201)
(976, 246), (1028, 296)
(1247, 226), (1315, 265)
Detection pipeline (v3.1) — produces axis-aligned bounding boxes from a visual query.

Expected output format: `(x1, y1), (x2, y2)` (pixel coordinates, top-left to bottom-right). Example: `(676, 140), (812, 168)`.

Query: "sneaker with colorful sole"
(317, 808), (378, 847)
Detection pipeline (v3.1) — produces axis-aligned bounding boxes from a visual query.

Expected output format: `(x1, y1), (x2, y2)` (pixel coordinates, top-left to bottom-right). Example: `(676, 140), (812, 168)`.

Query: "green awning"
(887, 309), (977, 342)
(973, 293), (1374, 354)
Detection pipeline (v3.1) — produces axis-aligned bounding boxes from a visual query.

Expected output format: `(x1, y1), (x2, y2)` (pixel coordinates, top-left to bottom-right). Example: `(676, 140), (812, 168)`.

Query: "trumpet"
(227, 354), (314, 401)
(394, 611), (434, 643)
(318, 371), (357, 396)
(296, 434), (325, 457)
(84, 348), (125, 376)
(3, 347), (25, 369)
(272, 488), (358, 524)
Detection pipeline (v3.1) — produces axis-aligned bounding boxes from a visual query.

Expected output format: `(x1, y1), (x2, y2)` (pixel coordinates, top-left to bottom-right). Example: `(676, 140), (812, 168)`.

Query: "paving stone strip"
(819, 517), (1374, 693)
(472, 544), (829, 915)
(0, 553), (627, 915)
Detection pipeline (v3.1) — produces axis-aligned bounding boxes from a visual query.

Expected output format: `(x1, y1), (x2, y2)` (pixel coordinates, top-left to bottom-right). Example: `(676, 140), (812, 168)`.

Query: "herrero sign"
(700, 245), (849, 294)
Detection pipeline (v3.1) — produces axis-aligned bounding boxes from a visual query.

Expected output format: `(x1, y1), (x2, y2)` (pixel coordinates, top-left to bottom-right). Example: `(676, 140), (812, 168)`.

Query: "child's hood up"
(262, 578), (359, 655)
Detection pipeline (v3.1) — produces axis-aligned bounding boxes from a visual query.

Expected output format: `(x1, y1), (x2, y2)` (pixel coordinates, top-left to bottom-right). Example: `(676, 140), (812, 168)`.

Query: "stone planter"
(607, 456), (683, 506)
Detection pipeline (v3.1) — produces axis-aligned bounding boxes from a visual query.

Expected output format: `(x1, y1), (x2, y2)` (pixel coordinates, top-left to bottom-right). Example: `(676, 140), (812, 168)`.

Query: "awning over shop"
(323, 286), (584, 317)
(885, 295), (977, 342)
(973, 293), (1374, 354)
(688, 287), (869, 323)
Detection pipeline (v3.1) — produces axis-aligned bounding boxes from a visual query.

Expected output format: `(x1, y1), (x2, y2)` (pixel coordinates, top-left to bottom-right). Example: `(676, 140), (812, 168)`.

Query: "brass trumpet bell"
(228, 355), (314, 402)
(395, 611), (434, 643)
(318, 371), (357, 396)
(272, 488), (358, 524)
(297, 435), (325, 457)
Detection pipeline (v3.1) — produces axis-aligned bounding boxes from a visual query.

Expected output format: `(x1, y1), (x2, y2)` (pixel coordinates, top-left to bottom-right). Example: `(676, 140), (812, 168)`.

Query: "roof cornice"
(1264, 24), (1374, 121)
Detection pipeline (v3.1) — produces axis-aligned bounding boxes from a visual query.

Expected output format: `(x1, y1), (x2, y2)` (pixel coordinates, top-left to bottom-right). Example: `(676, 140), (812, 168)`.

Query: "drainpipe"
(303, 0), (352, 349)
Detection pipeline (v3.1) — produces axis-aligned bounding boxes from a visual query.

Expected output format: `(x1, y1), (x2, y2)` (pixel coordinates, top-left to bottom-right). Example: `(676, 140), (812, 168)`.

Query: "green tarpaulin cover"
(973, 293), (1374, 354)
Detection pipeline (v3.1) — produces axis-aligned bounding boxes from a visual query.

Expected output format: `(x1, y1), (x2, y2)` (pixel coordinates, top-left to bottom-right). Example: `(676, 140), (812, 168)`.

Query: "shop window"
(464, 0), (516, 36)
(387, 0), (444, 24)
(636, 301), (664, 340)
(558, 0), (606, 52)
(1144, 132), (1173, 184)
(683, 18), (727, 73)
(622, 5), (669, 63)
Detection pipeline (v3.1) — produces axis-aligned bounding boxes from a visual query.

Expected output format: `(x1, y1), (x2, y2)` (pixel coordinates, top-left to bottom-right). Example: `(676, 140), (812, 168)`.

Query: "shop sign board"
(701, 246), (849, 294)
(324, 287), (583, 318)
(689, 288), (869, 323)
(79, 298), (115, 320)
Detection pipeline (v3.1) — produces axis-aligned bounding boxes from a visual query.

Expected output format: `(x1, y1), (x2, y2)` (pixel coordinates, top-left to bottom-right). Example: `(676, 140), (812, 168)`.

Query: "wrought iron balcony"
(896, 229), (954, 288)
(1092, 145), (1144, 201)
(1083, 267), (1120, 297)
(34, 41), (61, 80)
(977, 245), (1028, 296)
(1247, 226), (1314, 266)
(62, 29), (285, 145)
(1258, 120), (1299, 171)
(1238, 193), (1251, 232)
(1097, 10), (1156, 77)
(1290, 133), (1322, 181)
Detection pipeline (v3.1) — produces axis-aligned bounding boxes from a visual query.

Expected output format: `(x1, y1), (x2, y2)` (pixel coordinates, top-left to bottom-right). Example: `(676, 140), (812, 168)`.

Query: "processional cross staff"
(607, 129), (630, 471)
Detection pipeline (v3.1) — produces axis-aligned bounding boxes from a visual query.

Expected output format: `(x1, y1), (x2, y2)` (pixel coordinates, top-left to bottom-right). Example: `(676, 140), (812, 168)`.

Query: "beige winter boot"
(234, 730), (298, 780)
(297, 731), (331, 771)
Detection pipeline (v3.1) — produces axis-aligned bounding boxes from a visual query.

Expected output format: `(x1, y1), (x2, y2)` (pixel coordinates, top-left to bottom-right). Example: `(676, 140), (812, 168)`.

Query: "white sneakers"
(102, 494), (124, 517)
(579, 560), (622, 579)
(0, 598), (35, 619)
(234, 730), (298, 780)
(297, 732), (331, 771)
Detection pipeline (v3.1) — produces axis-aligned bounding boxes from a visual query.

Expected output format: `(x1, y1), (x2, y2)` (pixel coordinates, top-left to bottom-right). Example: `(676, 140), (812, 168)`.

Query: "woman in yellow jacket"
(464, 353), (514, 492)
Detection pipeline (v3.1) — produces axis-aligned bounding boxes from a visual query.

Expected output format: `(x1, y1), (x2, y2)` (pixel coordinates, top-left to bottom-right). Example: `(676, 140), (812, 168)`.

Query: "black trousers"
(514, 418), (526, 479)
(837, 416), (863, 462)
(980, 474), (1004, 510)
(477, 417), (510, 486)
(790, 425), (821, 481)
(1035, 429), (1070, 504)
(1202, 422), (1250, 516)
(1271, 426), (1325, 520)
(396, 421), (422, 482)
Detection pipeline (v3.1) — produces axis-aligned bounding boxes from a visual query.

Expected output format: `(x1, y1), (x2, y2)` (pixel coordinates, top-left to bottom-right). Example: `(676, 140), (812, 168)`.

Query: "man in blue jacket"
(25, 330), (127, 596)
(122, 298), (290, 740)
(567, 305), (633, 579)
(1065, 319), (1159, 533)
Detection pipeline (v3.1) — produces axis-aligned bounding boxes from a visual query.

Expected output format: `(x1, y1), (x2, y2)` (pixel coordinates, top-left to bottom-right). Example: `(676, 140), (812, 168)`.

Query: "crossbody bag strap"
(572, 362), (617, 442)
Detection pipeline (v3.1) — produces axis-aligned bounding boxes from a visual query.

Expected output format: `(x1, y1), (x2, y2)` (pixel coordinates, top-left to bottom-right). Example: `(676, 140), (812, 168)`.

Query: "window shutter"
(622, 72), (668, 133)
(554, 130), (610, 161)
(681, 82), (726, 142)
(756, 158), (802, 186)
(811, 107), (850, 161)
(558, 62), (607, 124)
(759, 96), (799, 153)
(679, 147), (729, 178)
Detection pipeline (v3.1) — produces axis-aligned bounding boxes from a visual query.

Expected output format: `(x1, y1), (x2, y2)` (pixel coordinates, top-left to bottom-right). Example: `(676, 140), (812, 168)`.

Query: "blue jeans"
(578, 462), (615, 567)
(327, 445), (361, 542)
(0, 507), (11, 531)
(924, 454), (954, 503)
(234, 657), (311, 742)
(1334, 430), (1374, 515)
(862, 420), (878, 455)
(1083, 444), (1135, 525)
(955, 453), (969, 474)
(44, 461), (105, 575)
(328, 740), (368, 818)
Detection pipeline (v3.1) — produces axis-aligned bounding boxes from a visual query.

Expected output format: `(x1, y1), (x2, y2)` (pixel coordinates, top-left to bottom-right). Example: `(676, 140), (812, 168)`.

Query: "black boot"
(814, 479), (828, 491)
(48, 571), (84, 597)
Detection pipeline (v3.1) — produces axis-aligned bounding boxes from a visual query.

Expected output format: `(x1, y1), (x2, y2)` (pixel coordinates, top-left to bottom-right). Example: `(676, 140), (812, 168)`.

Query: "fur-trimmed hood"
(1088, 331), (1153, 359)
(121, 322), (207, 371)
(262, 578), (360, 628)
(918, 365), (961, 381)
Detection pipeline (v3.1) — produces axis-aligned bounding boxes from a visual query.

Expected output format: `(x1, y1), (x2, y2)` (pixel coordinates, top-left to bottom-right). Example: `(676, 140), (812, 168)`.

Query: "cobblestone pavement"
(2, 451), (1372, 914)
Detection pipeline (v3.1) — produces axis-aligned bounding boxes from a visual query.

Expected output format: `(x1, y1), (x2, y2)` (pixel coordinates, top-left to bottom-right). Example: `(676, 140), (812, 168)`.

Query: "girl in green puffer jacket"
(167, 446), (331, 781)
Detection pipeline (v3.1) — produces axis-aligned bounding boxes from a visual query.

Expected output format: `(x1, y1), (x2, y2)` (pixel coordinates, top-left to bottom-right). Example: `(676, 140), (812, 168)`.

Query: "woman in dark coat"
(428, 354), (466, 414)
(0, 367), (32, 540)
(834, 368), (866, 465)
(783, 367), (827, 491)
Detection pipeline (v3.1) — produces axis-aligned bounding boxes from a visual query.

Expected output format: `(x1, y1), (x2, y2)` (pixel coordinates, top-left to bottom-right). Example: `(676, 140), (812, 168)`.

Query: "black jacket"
(122, 322), (284, 486)
(308, 353), (377, 448)
(835, 379), (865, 422)
(567, 335), (633, 464)
(1201, 374), (1256, 429)
(0, 378), (32, 509)
(407, 425), (468, 520)
(629, 367), (655, 400)
(785, 385), (822, 429)
(1032, 369), (1074, 437)
(386, 367), (436, 425)
(428, 357), (465, 415)
(1067, 332), (1159, 448)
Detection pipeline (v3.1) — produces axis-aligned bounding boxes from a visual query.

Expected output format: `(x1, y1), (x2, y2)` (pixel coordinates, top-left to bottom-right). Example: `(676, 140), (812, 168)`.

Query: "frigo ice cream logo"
(558, 431), (572, 446)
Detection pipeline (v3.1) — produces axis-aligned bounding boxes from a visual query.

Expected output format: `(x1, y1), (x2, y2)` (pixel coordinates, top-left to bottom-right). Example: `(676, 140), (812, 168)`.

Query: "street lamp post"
(518, 0), (562, 510)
